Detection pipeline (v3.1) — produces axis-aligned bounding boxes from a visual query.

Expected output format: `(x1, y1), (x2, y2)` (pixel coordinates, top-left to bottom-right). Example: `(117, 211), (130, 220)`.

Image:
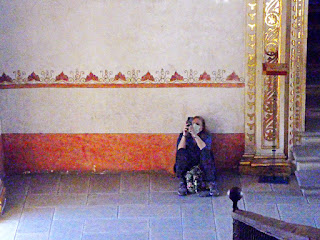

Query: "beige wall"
(0, 0), (245, 75)
(0, 0), (246, 135)
(0, 121), (4, 177)
(0, 0), (246, 173)
(0, 87), (244, 134)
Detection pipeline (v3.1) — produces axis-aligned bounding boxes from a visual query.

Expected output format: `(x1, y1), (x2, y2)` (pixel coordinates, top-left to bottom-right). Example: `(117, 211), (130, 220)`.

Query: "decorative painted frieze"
(0, 69), (244, 87)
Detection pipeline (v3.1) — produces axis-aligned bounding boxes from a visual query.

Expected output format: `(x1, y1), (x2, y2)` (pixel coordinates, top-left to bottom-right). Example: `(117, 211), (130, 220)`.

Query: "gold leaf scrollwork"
(262, 0), (281, 144)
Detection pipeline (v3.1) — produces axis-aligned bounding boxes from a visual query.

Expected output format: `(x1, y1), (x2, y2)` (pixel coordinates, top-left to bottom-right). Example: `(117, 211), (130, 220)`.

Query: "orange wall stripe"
(2, 133), (244, 175)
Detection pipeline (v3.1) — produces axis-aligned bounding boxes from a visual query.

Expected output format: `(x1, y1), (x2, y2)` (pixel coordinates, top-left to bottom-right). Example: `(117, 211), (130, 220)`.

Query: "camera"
(186, 117), (193, 127)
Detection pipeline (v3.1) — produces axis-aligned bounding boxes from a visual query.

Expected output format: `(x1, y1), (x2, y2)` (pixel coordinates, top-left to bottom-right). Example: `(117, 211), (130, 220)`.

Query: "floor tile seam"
(84, 228), (150, 235)
(85, 190), (89, 206)
(12, 220), (20, 240)
(148, 218), (151, 240)
(274, 202), (282, 220)
(85, 176), (91, 196)
(14, 192), (29, 238)
(209, 200), (217, 228)
(46, 207), (56, 240)
(56, 174), (62, 195)
(80, 219), (86, 240)
(119, 173), (125, 193)
(148, 173), (151, 195)
(180, 204), (186, 240)
(117, 205), (119, 219)
(25, 181), (31, 196)
(53, 217), (120, 222)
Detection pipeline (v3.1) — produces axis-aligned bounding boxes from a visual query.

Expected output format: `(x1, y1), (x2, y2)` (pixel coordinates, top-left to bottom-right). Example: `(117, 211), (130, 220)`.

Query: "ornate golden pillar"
(288, 0), (307, 151)
(240, 0), (307, 175)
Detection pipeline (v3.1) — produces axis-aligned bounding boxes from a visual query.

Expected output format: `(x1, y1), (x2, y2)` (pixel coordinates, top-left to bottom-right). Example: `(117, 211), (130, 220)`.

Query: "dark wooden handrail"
(232, 210), (320, 240)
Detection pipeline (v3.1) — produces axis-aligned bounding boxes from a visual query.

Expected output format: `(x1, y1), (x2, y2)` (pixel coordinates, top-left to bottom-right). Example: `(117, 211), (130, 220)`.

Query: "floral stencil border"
(0, 69), (244, 87)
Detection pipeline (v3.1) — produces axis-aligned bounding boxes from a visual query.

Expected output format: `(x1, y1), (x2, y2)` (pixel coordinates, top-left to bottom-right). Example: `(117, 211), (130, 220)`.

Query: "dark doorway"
(306, 0), (320, 132)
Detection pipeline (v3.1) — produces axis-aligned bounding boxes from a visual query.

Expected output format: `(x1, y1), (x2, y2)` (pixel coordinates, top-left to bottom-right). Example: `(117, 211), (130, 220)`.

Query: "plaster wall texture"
(0, 0), (245, 76)
(0, 0), (246, 173)
(0, 121), (4, 177)
(0, 87), (244, 134)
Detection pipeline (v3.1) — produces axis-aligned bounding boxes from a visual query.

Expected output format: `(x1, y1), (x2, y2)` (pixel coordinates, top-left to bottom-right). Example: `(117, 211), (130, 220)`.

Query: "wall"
(0, 0), (246, 174)
(0, 121), (4, 178)
(0, 0), (245, 75)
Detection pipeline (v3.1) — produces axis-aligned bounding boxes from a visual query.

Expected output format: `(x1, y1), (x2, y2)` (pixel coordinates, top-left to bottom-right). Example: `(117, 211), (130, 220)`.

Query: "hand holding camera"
(183, 117), (195, 137)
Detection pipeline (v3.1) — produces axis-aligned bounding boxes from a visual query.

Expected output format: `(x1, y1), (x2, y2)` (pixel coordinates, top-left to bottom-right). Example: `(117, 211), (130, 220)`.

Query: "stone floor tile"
(119, 204), (181, 218)
(150, 218), (183, 232)
(29, 174), (60, 195)
(240, 175), (273, 192)
(212, 195), (245, 216)
(280, 215), (316, 227)
(243, 192), (277, 204)
(54, 206), (118, 220)
(49, 219), (84, 240)
(216, 172), (241, 196)
(58, 174), (90, 194)
(4, 175), (31, 196)
(277, 203), (315, 217)
(15, 233), (49, 240)
(183, 230), (217, 240)
(1, 172), (318, 240)
(181, 204), (215, 231)
(17, 207), (55, 233)
(215, 215), (233, 240)
(89, 174), (120, 194)
(150, 172), (178, 192)
(82, 232), (149, 240)
(120, 172), (150, 192)
(25, 194), (87, 207)
(150, 230), (183, 240)
(84, 219), (148, 233)
(277, 204), (317, 227)
(0, 220), (19, 240)
(270, 175), (301, 194)
(275, 195), (308, 204)
(1, 195), (26, 221)
(87, 192), (148, 205)
(245, 203), (280, 219)
(150, 192), (212, 205)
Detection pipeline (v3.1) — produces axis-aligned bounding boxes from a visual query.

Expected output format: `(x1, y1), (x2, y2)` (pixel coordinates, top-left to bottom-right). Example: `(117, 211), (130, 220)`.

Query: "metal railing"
(232, 208), (320, 240)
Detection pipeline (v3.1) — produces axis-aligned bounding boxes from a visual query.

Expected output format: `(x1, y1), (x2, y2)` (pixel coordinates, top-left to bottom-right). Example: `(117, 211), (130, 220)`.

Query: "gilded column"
(241, 0), (291, 175)
(242, 0), (258, 163)
(288, 0), (307, 157)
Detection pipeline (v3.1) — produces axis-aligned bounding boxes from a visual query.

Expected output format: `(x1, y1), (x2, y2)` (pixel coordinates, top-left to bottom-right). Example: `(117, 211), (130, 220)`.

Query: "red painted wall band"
(2, 133), (244, 175)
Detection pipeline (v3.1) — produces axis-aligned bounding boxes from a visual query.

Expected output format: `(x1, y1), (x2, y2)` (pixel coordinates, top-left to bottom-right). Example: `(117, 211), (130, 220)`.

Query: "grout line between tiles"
(117, 205), (119, 219)
(80, 219), (86, 240)
(55, 174), (62, 196)
(46, 207), (55, 240)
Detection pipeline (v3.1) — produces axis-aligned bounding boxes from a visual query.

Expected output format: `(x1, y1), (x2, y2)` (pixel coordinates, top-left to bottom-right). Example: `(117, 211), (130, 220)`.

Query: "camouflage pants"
(174, 148), (216, 182)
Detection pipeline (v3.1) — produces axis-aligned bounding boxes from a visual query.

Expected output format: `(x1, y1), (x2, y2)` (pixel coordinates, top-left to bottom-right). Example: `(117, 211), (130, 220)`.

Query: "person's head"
(192, 116), (206, 133)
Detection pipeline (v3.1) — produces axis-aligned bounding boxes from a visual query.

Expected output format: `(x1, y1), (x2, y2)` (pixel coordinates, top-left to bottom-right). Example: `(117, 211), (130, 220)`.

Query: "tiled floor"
(1, 171), (319, 240)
